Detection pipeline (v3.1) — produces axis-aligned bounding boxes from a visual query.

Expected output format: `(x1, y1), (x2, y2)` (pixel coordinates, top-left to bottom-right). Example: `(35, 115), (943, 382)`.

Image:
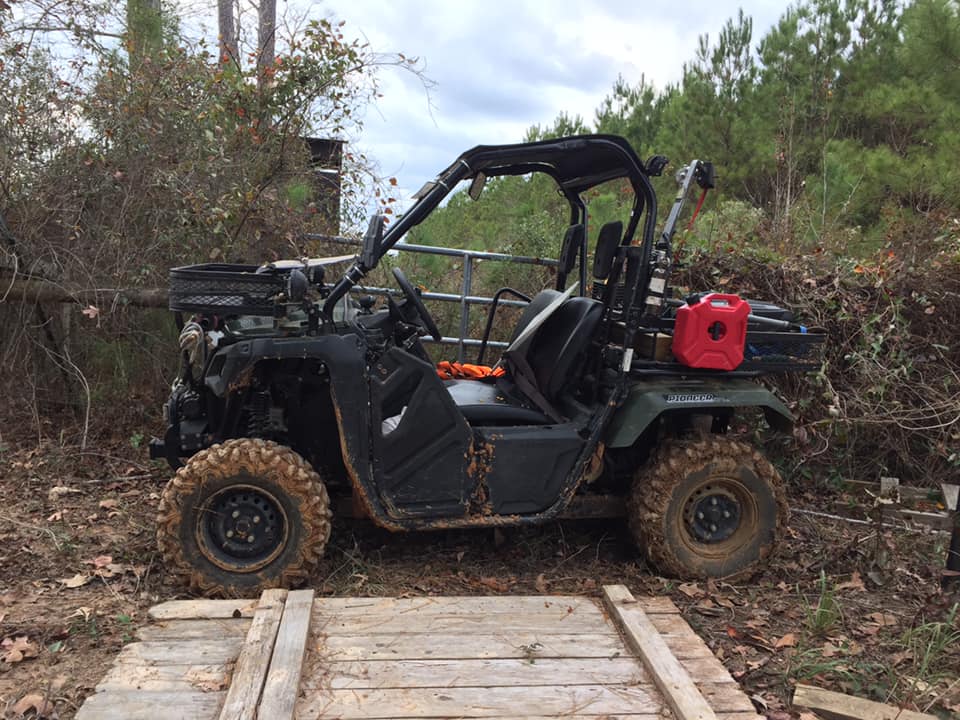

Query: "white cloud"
(304, 0), (787, 211)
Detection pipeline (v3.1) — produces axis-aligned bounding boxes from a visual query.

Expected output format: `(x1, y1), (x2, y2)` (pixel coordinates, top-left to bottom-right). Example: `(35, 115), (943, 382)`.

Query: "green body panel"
(604, 377), (793, 447)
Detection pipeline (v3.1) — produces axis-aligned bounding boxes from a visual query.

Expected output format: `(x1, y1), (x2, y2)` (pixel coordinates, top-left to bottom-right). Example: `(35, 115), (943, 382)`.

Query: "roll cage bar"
(322, 134), (660, 319)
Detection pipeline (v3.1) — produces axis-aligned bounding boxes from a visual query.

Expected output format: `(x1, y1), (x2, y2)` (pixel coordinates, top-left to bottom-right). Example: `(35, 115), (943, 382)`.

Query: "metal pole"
(458, 255), (473, 362)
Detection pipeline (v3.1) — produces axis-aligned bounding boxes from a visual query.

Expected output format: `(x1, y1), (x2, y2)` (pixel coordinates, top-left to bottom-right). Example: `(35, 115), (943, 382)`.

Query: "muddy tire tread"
(627, 437), (788, 581)
(156, 438), (332, 597)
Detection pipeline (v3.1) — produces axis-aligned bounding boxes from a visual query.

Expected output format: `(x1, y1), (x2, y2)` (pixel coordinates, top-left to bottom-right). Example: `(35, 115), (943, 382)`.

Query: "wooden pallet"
(77, 585), (761, 720)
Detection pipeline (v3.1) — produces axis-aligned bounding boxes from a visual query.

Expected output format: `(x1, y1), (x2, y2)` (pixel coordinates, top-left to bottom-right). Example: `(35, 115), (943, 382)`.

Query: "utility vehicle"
(150, 135), (822, 595)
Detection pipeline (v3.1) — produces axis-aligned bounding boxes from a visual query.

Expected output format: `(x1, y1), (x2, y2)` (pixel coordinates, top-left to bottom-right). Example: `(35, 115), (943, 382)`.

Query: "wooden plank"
(138, 618), (251, 641)
(679, 656), (737, 683)
(647, 613), (704, 636)
(295, 683), (664, 719)
(661, 633), (722, 659)
(306, 657), (650, 689)
(258, 589), (314, 720)
(793, 683), (938, 720)
(459, 717), (661, 720)
(148, 598), (260, 621)
(942, 482), (959, 511)
(116, 639), (245, 666)
(217, 588), (287, 720)
(636, 595), (681, 614)
(312, 610), (612, 635)
(315, 632), (626, 661)
(603, 585), (717, 720)
(897, 508), (952, 530)
(697, 683), (758, 713)
(842, 478), (935, 502)
(76, 690), (225, 720)
(98, 663), (232, 693)
(313, 594), (679, 615)
(471, 717), (662, 720)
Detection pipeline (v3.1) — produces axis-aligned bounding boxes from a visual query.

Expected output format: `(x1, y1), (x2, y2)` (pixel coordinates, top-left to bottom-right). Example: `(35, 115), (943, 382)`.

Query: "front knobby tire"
(628, 438), (788, 581)
(157, 438), (332, 597)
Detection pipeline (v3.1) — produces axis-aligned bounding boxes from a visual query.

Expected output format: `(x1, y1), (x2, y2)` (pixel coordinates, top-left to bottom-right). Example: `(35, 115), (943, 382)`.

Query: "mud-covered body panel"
(604, 378), (793, 448)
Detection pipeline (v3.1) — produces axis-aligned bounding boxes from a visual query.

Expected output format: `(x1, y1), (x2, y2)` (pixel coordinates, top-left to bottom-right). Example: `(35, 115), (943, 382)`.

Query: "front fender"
(604, 378), (793, 448)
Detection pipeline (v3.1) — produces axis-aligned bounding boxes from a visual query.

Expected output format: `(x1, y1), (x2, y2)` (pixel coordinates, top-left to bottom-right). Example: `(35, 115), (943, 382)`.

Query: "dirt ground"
(0, 443), (958, 719)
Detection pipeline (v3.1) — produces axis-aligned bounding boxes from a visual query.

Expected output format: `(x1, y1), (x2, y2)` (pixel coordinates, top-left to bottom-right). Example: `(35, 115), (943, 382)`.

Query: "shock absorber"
(246, 391), (272, 437)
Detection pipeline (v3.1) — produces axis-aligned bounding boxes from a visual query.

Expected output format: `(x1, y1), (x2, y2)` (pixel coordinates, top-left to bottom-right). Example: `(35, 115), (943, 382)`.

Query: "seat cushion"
(445, 379), (550, 425)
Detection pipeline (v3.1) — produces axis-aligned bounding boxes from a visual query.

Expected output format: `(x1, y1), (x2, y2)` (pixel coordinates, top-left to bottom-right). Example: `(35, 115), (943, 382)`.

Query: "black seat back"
(526, 296), (603, 401)
(509, 289), (561, 344)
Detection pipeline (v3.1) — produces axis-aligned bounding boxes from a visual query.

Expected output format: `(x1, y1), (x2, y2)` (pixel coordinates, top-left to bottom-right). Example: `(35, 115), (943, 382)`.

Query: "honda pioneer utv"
(150, 134), (823, 595)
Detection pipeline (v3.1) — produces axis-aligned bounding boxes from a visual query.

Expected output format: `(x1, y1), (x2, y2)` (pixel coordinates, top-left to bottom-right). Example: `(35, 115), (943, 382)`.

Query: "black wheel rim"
(679, 475), (758, 557)
(196, 483), (288, 573)
(686, 488), (741, 542)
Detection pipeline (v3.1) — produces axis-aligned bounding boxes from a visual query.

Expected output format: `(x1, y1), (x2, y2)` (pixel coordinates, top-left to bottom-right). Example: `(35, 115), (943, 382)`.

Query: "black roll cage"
(322, 135), (659, 326)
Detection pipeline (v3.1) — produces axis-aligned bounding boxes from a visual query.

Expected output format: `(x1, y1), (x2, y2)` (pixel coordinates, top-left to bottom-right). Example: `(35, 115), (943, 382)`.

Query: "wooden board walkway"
(76, 585), (762, 720)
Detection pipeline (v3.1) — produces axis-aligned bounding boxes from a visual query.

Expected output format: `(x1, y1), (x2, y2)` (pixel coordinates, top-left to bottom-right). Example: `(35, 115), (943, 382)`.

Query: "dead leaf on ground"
(98, 498), (119, 510)
(774, 632), (798, 649)
(83, 555), (126, 578)
(478, 576), (510, 593)
(836, 570), (865, 592)
(11, 693), (54, 716)
(47, 486), (80, 501)
(70, 606), (94, 621)
(2, 636), (39, 663)
(58, 573), (90, 589)
(866, 611), (898, 627)
(678, 582), (702, 598)
(890, 649), (913, 666)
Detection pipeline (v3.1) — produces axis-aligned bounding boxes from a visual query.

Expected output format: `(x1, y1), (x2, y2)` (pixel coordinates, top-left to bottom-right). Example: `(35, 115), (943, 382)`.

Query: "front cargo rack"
(168, 263), (286, 316)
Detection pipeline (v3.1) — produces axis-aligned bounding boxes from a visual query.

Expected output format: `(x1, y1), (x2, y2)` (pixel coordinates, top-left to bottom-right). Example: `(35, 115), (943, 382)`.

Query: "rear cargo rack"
(630, 329), (825, 375)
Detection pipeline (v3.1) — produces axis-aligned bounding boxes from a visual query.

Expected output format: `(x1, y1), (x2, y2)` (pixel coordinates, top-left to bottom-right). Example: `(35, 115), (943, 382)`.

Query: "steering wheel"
(392, 267), (442, 342)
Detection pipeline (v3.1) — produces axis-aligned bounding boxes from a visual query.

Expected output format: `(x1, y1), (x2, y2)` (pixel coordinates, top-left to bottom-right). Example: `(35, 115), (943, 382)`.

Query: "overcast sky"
(314, 0), (788, 202)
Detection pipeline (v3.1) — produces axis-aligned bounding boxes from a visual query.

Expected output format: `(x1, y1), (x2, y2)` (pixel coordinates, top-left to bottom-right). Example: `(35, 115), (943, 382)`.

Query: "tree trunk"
(218, 0), (237, 63)
(1, 275), (168, 308)
(257, 0), (276, 85)
(127, 0), (162, 68)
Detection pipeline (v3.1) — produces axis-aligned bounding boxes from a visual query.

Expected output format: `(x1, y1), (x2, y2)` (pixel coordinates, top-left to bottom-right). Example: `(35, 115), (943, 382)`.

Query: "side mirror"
(468, 172), (487, 200)
(359, 214), (384, 271)
(593, 221), (623, 281)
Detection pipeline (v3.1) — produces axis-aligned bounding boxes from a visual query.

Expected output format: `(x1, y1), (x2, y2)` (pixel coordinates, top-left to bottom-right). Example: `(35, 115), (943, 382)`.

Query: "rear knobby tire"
(628, 438), (787, 581)
(157, 438), (332, 597)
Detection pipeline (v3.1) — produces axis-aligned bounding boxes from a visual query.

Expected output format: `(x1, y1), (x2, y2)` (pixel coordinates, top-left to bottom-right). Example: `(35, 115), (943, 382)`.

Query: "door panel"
(371, 348), (472, 517)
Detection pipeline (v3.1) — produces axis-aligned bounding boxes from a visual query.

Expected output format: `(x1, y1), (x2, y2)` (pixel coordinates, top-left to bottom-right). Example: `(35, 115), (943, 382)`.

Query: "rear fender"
(604, 378), (793, 448)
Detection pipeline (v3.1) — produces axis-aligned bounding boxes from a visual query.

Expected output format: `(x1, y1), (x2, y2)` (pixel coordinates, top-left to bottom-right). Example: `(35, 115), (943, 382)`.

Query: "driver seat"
(446, 292), (602, 424)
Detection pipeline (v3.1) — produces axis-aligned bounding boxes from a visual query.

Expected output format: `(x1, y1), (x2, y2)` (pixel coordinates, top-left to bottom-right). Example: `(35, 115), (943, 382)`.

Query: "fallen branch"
(0, 274), (168, 309)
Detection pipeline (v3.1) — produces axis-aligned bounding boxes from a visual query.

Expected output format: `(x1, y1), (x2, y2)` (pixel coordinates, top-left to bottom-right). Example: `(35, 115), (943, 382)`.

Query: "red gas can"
(672, 293), (751, 371)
